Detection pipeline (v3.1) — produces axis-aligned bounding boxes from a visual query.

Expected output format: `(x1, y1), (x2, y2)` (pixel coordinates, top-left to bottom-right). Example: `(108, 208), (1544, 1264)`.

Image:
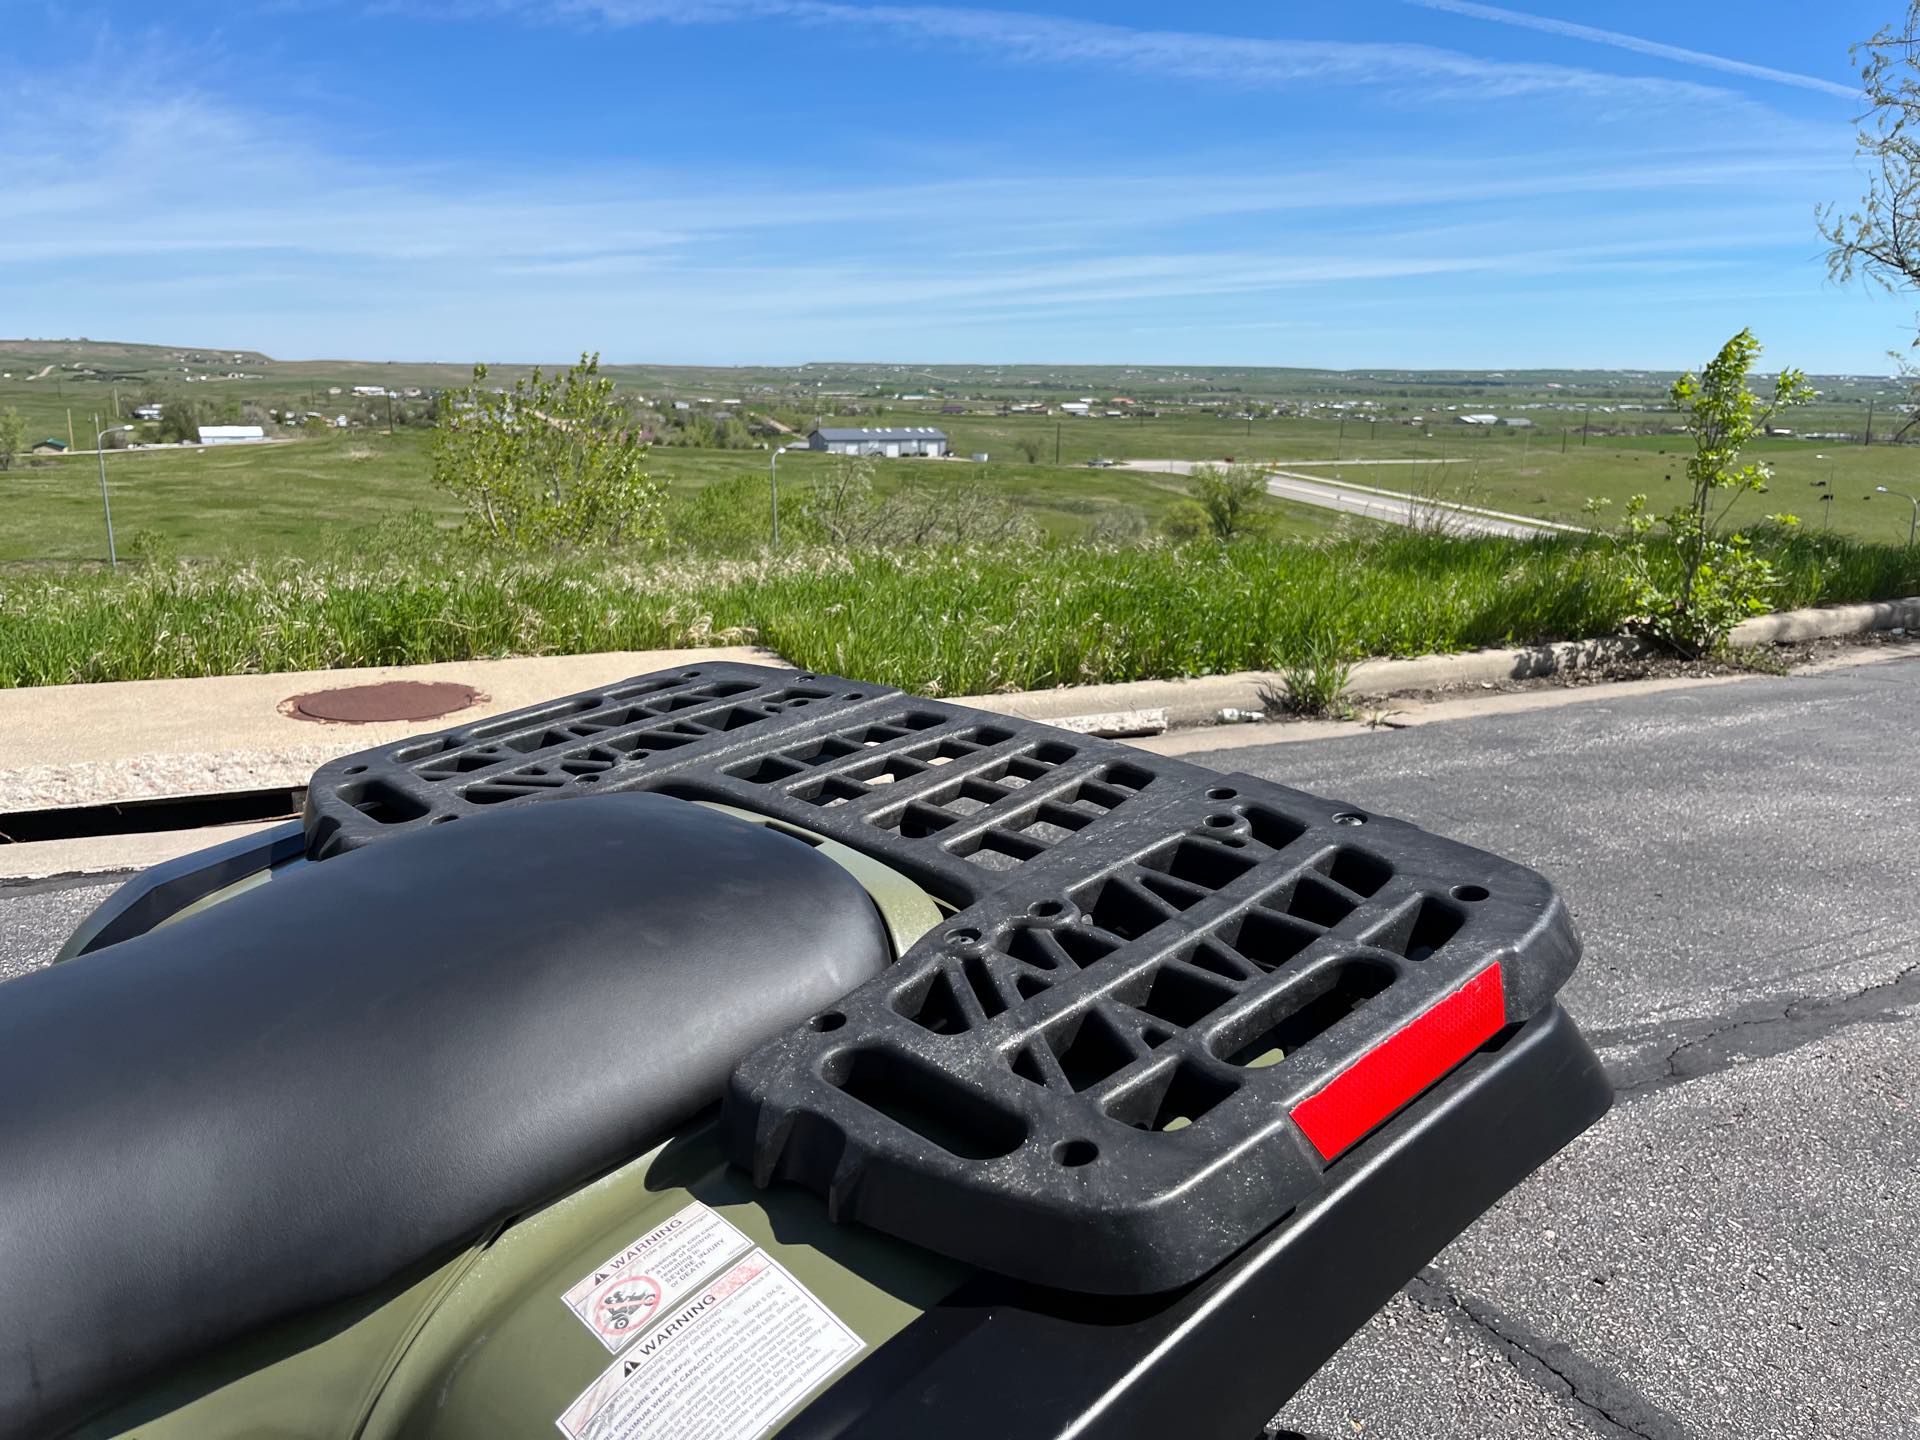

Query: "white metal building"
(806, 427), (948, 458)
(196, 425), (267, 445)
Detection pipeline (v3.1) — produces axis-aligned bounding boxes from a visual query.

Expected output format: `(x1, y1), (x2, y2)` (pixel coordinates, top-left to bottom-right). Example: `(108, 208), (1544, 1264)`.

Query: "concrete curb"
(968, 594), (1920, 733)
(1728, 595), (1920, 646)
(965, 638), (1652, 731)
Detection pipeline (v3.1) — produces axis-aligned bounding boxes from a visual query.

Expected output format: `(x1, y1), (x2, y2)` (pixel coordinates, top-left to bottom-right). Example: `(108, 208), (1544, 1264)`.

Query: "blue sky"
(1, 1), (1906, 369)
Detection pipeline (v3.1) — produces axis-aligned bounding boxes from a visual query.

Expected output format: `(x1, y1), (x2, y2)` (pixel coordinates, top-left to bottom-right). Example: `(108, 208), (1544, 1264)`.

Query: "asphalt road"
(1264, 469), (1557, 538)
(3, 657), (1915, 1438)
(1187, 654), (1920, 1440)
(1114, 458), (1563, 537)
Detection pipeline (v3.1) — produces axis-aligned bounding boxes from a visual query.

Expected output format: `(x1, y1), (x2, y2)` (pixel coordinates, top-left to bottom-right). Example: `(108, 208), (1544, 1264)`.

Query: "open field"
(3, 530), (1914, 693)
(7, 417), (1913, 562)
(0, 432), (1340, 564)
(3, 339), (1911, 564)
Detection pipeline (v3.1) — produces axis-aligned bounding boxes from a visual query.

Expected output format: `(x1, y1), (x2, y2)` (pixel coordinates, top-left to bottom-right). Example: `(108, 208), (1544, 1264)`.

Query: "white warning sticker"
(561, 1202), (754, 1352)
(555, 1250), (865, 1440)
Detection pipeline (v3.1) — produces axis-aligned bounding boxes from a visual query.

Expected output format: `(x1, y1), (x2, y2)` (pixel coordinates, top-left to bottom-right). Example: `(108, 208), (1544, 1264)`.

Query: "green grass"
(1274, 430), (1920, 545)
(0, 431), (450, 563)
(0, 433), (1334, 564)
(5, 530), (1913, 693)
(10, 410), (1908, 564)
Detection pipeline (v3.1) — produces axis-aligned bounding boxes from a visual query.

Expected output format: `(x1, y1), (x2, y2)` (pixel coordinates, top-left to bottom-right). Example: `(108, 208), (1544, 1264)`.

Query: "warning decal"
(555, 1251), (865, 1440)
(561, 1202), (753, 1352)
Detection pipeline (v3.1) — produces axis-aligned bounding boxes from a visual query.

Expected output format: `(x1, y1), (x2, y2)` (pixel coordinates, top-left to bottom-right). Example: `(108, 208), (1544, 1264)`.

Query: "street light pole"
(1876, 485), (1919, 546)
(770, 445), (789, 548)
(94, 418), (132, 572)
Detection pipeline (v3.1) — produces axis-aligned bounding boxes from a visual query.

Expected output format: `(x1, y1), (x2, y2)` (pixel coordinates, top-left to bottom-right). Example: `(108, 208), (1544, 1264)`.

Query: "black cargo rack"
(305, 662), (1583, 1295)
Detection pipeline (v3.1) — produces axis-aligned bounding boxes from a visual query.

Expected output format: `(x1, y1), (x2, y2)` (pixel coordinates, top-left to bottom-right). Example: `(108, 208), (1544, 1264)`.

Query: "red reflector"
(1289, 964), (1506, 1162)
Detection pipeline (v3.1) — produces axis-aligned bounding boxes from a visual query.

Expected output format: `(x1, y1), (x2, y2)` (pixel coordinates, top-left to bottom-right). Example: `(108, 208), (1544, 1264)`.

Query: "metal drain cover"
(282, 680), (483, 725)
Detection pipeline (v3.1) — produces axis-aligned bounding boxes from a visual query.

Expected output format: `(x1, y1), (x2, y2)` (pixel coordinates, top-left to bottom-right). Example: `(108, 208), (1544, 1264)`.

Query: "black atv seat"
(0, 792), (892, 1437)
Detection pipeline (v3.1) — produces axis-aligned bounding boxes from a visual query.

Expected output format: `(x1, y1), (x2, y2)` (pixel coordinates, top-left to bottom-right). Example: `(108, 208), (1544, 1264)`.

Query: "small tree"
(158, 400), (199, 444)
(0, 407), (25, 472)
(1017, 438), (1043, 464)
(1820, 6), (1920, 432)
(1615, 328), (1812, 655)
(1190, 463), (1267, 541)
(1821, 7), (1920, 294)
(805, 455), (887, 546)
(432, 354), (663, 549)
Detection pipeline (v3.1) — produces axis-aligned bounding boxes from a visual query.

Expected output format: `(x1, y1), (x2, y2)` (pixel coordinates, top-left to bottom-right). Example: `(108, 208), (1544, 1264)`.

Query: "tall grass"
(2, 530), (1914, 694)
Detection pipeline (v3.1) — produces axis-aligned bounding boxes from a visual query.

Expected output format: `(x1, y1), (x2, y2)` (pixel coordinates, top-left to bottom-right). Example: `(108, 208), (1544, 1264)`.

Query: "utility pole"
(67, 409), (75, 450)
(1054, 422), (1061, 465)
(1865, 398), (1875, 446)
(1581, 415), (1590, 447)
(1336, 414), (1346, 462)
(1561, 427), (1569, 454)
(386, 391), (395, 436)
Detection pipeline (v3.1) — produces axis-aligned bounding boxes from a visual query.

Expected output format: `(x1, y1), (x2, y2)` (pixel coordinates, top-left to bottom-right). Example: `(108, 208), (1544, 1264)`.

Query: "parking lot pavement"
(0, 875), (122, 981)
(1185, 654), (1920, 1439)
(5, 655), (1915, 1438)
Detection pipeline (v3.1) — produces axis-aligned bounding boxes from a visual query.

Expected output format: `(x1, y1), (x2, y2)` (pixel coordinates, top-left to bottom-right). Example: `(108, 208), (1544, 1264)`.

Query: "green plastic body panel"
(81, 1120), (963, 1439)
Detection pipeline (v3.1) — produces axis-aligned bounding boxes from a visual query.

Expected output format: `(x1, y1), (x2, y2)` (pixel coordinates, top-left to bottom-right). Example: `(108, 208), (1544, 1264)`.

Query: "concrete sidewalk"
(9, 591), (1920, 813)
(0, 647), (780, 813)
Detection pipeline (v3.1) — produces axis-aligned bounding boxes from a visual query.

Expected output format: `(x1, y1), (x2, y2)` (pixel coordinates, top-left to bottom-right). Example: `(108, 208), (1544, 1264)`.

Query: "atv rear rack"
(304, 662), (1582, 1295)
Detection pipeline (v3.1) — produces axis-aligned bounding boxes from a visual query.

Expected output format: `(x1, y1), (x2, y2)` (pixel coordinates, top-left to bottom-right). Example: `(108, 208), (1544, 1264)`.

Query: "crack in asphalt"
(1602, 958), (1920, 1100)
(1405, 1270), (1690, 1440)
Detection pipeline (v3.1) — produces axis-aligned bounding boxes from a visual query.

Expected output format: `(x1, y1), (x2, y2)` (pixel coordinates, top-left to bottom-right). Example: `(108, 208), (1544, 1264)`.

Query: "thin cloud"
(1405, 0), (1857, 99)
(493, 0), (1757, 109)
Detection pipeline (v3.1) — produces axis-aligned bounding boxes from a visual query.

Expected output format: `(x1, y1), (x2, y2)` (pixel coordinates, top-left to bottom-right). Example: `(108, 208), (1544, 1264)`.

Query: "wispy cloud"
(0, 31), (1879, 366)
(472, 0), (1759, 111)
(1405, 0), (1858, 99)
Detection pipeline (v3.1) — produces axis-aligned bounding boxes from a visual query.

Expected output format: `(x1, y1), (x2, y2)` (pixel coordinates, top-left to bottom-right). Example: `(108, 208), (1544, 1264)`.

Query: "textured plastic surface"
(777, 1003), (1613, 1440)
(305, 662), (1584, 1295)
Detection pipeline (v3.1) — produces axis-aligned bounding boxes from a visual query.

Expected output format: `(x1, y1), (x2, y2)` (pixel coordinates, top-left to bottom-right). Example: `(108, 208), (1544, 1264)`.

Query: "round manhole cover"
(281, 680), (484, 725)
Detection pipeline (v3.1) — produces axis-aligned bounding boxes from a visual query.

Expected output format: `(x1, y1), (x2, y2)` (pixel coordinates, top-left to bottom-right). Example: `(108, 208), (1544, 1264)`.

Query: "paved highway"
(1118, 458), (1569, 538)
(1264, 468), (1562, 538)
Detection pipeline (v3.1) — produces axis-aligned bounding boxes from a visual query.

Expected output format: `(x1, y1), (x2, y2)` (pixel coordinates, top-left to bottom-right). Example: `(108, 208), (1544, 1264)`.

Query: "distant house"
(1455, 413), (1499, 425)
(806, 427), (948, 458)
(940, 404), (966, 414)
(1497, 417), (1534, 428)
(197, 425), (267, 445)
(132, 404), (164, 421)
(31, 438), (67, 453)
